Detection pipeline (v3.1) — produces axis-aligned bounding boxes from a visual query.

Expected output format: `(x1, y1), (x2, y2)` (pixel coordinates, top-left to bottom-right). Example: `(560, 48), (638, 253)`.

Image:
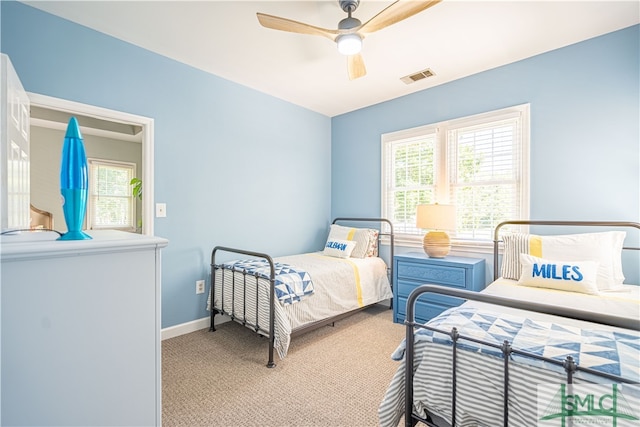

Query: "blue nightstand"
(393, 252), (486, 324)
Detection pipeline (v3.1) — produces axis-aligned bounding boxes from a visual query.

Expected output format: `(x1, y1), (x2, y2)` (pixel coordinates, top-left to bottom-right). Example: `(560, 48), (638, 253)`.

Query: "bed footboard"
(210, 246), (278, 368)
(403, 286), (640, 427)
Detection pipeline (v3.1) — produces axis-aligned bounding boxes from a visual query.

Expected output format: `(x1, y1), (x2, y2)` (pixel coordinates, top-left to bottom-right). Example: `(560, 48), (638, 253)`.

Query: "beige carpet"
(162, 304), (405, 427)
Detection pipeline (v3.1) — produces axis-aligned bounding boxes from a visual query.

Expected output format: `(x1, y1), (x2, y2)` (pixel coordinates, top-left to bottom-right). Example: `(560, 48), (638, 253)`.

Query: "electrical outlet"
(196, 280), (205, 294)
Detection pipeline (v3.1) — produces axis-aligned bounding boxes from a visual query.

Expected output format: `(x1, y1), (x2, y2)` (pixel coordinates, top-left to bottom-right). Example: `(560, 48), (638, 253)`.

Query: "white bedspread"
(277, 253), (392, 329)
(481, 278), (640, 322)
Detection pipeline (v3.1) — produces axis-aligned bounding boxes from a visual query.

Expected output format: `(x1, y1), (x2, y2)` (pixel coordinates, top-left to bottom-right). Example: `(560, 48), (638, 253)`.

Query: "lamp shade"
(416, 204), (456, 231)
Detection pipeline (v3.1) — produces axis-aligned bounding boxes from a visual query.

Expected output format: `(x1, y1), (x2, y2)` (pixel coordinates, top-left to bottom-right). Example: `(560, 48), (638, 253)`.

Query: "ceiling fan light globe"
(337, 33), (362, 55)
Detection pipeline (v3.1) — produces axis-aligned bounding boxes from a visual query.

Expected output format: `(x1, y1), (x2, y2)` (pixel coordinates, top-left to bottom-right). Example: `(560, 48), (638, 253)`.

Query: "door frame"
(28, 92), (155, 236)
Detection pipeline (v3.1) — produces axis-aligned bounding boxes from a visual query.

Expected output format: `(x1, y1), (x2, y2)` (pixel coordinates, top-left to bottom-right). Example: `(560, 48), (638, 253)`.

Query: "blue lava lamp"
(58, 117), (92, 240)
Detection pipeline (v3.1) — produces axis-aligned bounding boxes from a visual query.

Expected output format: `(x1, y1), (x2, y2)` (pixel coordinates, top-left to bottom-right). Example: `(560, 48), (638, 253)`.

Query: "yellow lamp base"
(423, 231), (451, 258)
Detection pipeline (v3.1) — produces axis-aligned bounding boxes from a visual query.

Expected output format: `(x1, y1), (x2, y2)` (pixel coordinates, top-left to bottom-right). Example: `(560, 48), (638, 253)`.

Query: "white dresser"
(0, 230), (168, 426)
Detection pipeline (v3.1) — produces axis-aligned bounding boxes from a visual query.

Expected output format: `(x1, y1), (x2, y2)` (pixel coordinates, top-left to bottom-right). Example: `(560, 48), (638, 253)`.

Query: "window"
(381, 104), (529, 247)
(87, 159), (136, 230)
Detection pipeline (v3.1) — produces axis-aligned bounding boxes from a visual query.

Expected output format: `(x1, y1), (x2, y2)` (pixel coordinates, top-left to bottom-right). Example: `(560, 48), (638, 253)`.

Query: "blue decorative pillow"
(323, 238), (356, 259)
(517, 254), (600, 295)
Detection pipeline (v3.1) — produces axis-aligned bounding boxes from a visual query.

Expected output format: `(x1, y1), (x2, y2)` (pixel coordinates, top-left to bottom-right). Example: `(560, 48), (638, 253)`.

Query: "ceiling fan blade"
(348, 54), (367, 80)
(257, 13), (339, 41)
(359, 0), (442, 35)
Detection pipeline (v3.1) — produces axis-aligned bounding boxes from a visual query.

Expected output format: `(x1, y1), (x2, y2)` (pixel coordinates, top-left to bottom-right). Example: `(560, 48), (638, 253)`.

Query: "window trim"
(381, 104), (530, 252)
(28, 92), (155, 236)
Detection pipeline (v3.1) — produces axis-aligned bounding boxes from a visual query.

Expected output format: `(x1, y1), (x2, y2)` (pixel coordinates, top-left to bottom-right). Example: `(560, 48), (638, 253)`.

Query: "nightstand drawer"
(397, 280), (464, 306)
(397, 261), (467, 289)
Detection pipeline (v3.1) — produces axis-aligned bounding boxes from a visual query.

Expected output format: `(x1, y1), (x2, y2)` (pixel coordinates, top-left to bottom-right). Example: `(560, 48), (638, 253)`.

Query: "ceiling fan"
(256, 0), (442, 80)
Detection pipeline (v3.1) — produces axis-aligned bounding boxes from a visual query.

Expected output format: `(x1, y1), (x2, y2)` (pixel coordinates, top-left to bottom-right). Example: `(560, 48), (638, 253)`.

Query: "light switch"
(155, 203), (167, 218)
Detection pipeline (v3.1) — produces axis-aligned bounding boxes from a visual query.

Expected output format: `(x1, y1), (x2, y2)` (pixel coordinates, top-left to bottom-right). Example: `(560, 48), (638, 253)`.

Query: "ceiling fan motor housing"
(338, 16), (362, 30)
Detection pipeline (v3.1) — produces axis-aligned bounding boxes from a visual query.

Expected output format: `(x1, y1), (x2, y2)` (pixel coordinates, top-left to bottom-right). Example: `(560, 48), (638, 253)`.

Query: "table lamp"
(416, 203), (456, 258)
(58, 117), (92, 240)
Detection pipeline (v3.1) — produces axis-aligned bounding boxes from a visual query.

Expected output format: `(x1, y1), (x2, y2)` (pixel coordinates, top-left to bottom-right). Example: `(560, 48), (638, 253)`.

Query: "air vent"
(401, 68), (435, 85)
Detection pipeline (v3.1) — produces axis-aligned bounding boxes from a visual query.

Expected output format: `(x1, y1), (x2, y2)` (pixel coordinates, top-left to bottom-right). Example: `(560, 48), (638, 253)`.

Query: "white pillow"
(501, 231), (625, 291)
(323, 238), (356, 259)
(325, 224), (370, 258)
(518, 254), (600, 295)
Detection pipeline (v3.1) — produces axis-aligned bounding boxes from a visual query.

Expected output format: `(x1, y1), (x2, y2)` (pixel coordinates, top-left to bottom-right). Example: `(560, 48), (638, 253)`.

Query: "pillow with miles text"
(517, 254), (600, 295)
(323, 238), (357, 259)
(501, 231), (625, 291)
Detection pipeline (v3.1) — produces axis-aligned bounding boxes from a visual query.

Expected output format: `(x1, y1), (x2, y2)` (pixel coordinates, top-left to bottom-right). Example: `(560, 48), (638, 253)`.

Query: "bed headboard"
(492, 220), (640, 281)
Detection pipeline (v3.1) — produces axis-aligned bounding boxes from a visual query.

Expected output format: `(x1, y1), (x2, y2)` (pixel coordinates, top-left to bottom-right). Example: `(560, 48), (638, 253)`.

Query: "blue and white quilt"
(223, 259), (314, 305)
(393, 306), (640, 382)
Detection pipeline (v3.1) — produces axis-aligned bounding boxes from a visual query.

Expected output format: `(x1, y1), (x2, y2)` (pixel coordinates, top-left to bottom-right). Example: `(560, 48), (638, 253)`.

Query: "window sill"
(389, 235), (500, 255)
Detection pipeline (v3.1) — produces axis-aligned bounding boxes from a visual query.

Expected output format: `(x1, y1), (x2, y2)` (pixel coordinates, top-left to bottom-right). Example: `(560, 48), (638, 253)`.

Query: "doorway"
(28, 93), (155, 236)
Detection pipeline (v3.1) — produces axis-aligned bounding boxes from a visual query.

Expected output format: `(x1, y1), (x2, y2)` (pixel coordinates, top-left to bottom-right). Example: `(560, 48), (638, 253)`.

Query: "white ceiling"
(23, 1), (640, 117)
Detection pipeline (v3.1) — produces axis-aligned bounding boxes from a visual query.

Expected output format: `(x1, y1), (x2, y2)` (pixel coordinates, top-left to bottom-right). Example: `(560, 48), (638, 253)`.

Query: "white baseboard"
(161, 315), (230, 340)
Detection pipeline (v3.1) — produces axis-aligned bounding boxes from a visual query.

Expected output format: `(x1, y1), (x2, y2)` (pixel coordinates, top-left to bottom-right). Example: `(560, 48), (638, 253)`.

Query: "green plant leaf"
(130, 177), (143, 200)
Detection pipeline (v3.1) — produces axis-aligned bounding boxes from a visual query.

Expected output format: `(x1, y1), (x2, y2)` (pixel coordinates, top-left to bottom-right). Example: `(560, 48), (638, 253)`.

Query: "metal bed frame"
(209, 217), (394, 368)
(403, 220), (640, 427)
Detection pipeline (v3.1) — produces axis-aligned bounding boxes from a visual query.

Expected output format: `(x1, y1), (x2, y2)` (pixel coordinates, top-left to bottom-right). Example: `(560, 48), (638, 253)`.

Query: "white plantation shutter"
(88, 159), (136, 230)
(448, 115), (525, 240)
(381, 105), (529, 245)
(382, 126), (438, 235)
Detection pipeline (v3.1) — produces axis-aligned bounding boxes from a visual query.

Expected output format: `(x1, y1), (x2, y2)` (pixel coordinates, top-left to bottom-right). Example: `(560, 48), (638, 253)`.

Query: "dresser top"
(1, 229), (168, 260)
(395, 252), (484, 266)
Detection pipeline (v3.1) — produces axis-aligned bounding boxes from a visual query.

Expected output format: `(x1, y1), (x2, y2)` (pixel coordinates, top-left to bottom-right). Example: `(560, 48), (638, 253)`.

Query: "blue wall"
(331, 25), (640, 283)
(1, 1), (332, 328)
